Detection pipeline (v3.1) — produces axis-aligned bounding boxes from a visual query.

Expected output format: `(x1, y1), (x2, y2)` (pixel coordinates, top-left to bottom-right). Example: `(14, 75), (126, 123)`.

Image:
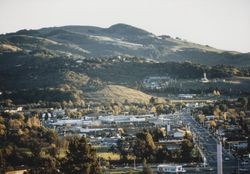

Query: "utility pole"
(217, 140), (223, 174)
(134, 157), (136, 170)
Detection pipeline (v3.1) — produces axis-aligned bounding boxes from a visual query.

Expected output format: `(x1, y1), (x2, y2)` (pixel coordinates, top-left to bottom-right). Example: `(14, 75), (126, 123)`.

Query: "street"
(179, 109), (249, 174)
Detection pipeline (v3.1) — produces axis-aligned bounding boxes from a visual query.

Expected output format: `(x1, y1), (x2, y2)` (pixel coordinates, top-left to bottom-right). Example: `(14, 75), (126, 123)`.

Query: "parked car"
(241, 161), (248, 165)
(239, 168), (248, 172)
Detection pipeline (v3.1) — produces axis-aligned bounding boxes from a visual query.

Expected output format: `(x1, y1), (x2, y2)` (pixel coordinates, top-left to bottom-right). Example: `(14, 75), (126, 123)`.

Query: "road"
(179, 110), (249, 174)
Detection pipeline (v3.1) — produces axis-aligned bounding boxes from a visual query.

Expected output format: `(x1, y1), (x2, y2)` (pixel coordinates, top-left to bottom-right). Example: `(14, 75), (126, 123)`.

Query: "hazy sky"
(1, 0), (250, 53)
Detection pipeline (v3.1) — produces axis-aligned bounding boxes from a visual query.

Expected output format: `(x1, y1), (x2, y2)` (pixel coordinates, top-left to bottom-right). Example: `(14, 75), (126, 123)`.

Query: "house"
(4, 107), (23, 113)
(173, 131), (185, 139)
(52, 109), (65, 117)
(205, 115), (216, 120)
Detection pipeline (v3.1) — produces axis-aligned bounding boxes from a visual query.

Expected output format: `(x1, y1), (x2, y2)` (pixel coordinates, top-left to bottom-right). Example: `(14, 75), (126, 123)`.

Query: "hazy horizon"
(1, 0), (250, 53)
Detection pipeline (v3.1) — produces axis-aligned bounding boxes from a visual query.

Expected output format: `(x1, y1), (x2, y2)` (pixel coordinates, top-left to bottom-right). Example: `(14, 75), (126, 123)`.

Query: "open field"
(97, 152), (120, 160)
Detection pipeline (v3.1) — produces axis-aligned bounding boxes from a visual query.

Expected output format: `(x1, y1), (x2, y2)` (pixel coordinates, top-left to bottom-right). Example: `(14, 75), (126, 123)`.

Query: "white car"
(241, 161), (248, 165)
(239, 168), (248, 172)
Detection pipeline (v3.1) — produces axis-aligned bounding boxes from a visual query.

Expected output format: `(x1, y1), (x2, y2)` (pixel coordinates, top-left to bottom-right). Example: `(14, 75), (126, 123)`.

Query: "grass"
(87, 85), (152, 104)
(97, 152), (120, 160)
(58, 148), (67, 158)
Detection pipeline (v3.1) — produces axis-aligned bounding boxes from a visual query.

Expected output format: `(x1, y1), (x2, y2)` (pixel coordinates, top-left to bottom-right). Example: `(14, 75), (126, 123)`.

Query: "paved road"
(178, 110), (249, 174)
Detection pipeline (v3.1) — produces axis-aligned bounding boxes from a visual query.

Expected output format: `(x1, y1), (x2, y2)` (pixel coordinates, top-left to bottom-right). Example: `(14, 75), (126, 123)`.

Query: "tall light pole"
(217, 140), (223, 174)
(134, 157), (136, 170)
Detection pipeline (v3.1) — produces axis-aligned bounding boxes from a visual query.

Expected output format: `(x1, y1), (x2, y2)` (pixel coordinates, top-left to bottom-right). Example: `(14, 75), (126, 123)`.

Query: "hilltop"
(1, 23), (250, 66)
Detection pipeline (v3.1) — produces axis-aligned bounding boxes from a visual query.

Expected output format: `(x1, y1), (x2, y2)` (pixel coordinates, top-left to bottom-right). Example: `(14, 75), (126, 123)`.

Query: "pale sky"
(0, 0), (250, 53)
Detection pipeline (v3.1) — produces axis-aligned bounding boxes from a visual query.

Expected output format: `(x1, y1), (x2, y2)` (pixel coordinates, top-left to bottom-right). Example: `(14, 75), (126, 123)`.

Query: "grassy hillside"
(85, 85), (152, 104)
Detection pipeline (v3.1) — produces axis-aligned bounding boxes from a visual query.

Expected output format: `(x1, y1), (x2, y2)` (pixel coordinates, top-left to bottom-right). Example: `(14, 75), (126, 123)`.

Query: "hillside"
(1, 23), (250, 66)
(0, 52), (249, 105)
(85, 85), (152, 104)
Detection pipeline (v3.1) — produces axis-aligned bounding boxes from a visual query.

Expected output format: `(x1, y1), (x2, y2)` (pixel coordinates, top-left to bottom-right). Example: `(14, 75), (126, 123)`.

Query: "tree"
(0, 123), (6, 138)
(180, 140), (193, 162)
(155, 148), (170, 163)
(116, 139), (130, 161)
(238, 97), (248, 110)
(28, 156), (59, 174)
(142, 158), (153, 174)
(152, 128), (164, 142)
(197, 114), (205, 126)
(45, 130), (58, 144)
(149, 97), (156, 105)
(27, 116), (40, 128)
(248, 136), (250, 153)
(133, 131), (156, 161)
(209, 120), (217, 132)
(0, 150), (6, 173)
(61, 136), (100, 174)
(29, 139), (42, 157)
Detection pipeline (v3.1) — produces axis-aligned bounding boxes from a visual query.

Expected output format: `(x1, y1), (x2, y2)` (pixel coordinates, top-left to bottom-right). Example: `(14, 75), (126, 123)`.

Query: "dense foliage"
(112, 129), (199, 164)
(0, 112), (100, 174)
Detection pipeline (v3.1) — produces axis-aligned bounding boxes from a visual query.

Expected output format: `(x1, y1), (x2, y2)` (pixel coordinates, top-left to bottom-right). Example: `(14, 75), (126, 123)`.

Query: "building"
(173, 131), (185, 139)
(178, 94), (196, 99)
(205, 115), (216, 120)
(157, 164), (186, 173)
(201, 72), (209, 83)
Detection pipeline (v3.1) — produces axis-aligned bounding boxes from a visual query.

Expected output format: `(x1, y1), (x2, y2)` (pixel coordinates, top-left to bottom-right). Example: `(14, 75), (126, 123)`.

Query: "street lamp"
(134, 156), (136, 170)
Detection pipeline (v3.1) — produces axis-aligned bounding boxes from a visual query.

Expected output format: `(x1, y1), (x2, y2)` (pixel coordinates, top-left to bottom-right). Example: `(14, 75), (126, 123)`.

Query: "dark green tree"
(180, 140), (193, 162)
(248, 136), (250, 153)
(142, 158), (153, 174)
(152, 128), (164, 142)
(61, 136), (100, 174)
(133, 131), (156, 161)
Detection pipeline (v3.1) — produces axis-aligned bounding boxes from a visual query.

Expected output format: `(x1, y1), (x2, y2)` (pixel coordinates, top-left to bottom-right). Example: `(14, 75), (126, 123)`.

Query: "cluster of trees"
(0, 112), (101, 174)
(0, 87), (84, 107)
(52, 97), (174, 119)
(193, 97), (249, 132)
(111, 129), (199, 164)
(0, 112), (60, 173)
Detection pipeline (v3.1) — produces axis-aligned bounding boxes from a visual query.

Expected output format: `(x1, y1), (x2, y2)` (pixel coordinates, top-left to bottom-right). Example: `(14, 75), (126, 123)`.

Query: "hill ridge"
(0, 23), (250, 66)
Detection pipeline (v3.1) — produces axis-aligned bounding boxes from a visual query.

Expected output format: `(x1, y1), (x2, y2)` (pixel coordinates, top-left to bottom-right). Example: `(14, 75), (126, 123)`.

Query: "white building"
(157, 164), (186, 173)
(201, 72), (209, 83)
(98, 115), (148, 124)
(51, 119), (92, 126)
(173, 131), (185, 138)
(205, 115), (216, 120)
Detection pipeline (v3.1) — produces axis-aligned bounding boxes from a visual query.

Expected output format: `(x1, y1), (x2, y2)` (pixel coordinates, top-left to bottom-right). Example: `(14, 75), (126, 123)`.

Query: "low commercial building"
(157, 164), (186, 173)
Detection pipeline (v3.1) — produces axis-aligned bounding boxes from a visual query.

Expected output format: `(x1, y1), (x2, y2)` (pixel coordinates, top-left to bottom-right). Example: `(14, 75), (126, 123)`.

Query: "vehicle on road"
(241, 161), (248, 165)
(239, 168), (248, 172)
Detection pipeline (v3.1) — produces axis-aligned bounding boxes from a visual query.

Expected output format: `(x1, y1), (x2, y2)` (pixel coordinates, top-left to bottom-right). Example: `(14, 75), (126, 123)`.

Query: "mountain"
(1, 23), (250, 66)
(0, 24), (250, 105)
